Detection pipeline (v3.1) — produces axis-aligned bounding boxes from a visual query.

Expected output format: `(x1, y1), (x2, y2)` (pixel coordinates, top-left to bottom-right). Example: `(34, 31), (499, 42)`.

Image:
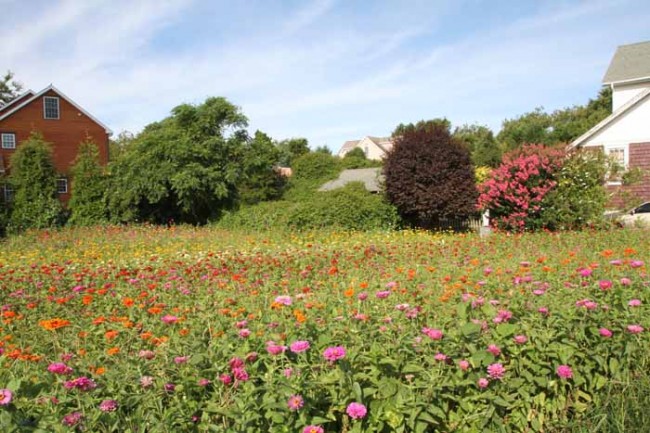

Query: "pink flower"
(161, 315), (178, 324)
(63, 376), (97, 392)
(198, 378), (210, 386)
(627, 325), (644, 334)
(139, 350), (155, 360)
(599, 280), (612, 290)
(229, 357), (244, 369)
(630, 260), (644, 268)
(323, 346), (346, 362)
(48, 362), (73, 375)
(140, 376), (154, 388)
(599, 328), (613, 338)
(287, 395), (304, 411)
(434, 353), (447, 362)
(235, 320), (248, 329)
(422, 327), (443, 340)
(477, 377), (489, 388)
(290, 340), (310, 353)
(538, 307), (549, 316)
(238, 329), (251, 338)
(458, 360), (470, 371)
(357, 292), (368, 301)
(346, 402), (367, 419)
(233, 368), (249, 382)
(0, 389), (12, 405)
(620, 277), (632, 286)
(487, 363), (505, 380)
(579, 268), (592, 278)
(266, 341), (287, 356)
(303, 426), (325, 433)
(487, 345), (501, 356)
(628, 299), (642, 307)
(513, 335), (528, 344)
(284, 368), (294, 378)
(174, 356), (189, 364)
(99, 399), (118, 412)
(62, 412), (83, 427)
(219, 374), (232, 385)
(274, 295), (292, 306)
(375, 290), (391, 299)
(556, 365), (573, 379)
(494, 309), (513, 323)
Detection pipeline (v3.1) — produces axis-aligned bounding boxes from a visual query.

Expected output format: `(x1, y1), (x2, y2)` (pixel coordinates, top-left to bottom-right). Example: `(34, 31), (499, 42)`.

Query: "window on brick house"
(57, 178), (68, 194)
(2, 184), (14, 203)
(606, 146), (627, 183)
(1, 133), (16, 149)
(43, 96), (60, 119)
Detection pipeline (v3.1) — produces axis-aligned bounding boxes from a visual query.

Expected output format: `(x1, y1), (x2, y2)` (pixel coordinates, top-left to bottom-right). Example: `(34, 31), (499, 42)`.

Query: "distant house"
(338, 136), (393, 160)
(0, 85), (111, 203)
(570, 41), (650, 204)
(319, 167), (383, 193)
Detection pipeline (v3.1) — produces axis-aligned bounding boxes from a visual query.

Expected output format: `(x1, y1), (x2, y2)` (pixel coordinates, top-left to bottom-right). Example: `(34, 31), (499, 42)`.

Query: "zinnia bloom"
(62, 411), (83, 427)
(375, 290), (391, 299)
(628, 299), (642, 307)
(63, 376), (97, 392)
(274, 295), (292, 306)
(287, 394), (304, 411)
(422, 327), (443, 340)
(303, 426), (325, 433)
(140, 376), (154, 388)
(458, 360), (470, 371)
(556, 365), (573, 379)
(487, 345), (501, 356)
(99, 399), (118, 412)
(487, 363), (505, 380)
(48, 362), (73, 375)
(290, 340), (310, 353)
(161, 315), (178, 324)
(0, 389), (12, 405)
(346, 402), (367, 419)
(599, 328), (613, 338)
(513, 335), (528, 344)
(627, 324), (644, 334)
(323, 346), (346, 362)
(477, 378), (489, 388)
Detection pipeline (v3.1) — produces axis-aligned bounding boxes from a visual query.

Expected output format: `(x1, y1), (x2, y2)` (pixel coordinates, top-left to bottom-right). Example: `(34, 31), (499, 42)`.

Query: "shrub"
(7, 132), (64, 233)
(238, 131), (286, 205)
(217, 201), (298, 231)
(287, 182), (399, 230)
(384, 119), (478, 227)
(68, 139), (108, 226)
(283, 152), (342, 202)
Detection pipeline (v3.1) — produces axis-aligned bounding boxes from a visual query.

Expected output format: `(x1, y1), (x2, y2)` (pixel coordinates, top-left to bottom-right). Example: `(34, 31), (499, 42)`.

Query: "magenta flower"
(164, 383), (176, 392)
(513, 335), (528, 344)
(357, 292), (368, 301)
(174, 356), (189, 364)
(48, 362), (73, 375)
(287, 394), (304, 411)
(140, 376), (154, 388)
(630, 260), (644, 268)
(620, 277), (632, 286)
(63, 376), (97, 392)
(376, 290), (391, 299)
(422, 327), (443, 340)
(434, 353), (447, 362)
(238, 328), (251, 338)
(62, 411), (83, 427)
(556, 365), (573, 379)
(598, 280), (613, 290)
(538, 307), (549, 316)
(274, 295), (292, 306)
(198, 378), (211, 386)
(477, 377), (489, 388)
(303, 426), (325, 433)
(628, 299), (642, 307)
(599, 328), (613, 338)
(219, 374), (232, 385)
(458, 360), (470, 371)
(266, 342), (287, 355)
(99, 399), (118, 412)
(161, 315), (178, 324)
(346, 402), (367, 419)
(290, 340), (310, 353)
(233, 368), (249, 382)
(494, 309), (513, 323)
(229, 357), (244, 370)
(579, 268), (592, 277)
(487, 345), (501, 356)
(487, 363), (505, 380)
(323, 346), (346, 362)
(0, 389), (12, 405)
(627, 324), (644, 334)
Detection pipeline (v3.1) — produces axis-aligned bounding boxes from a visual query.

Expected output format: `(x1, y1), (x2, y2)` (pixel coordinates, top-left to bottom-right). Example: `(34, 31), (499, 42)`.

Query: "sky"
(2, 0), (650, 152)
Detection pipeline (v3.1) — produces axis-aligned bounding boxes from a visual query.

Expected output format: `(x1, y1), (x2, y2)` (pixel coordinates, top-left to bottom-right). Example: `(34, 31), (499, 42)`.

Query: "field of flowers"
(0, 226), (648, 432)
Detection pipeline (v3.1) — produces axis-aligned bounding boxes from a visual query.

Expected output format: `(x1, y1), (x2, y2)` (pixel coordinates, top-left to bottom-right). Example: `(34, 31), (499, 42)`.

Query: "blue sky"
(2, 0), (650, 151)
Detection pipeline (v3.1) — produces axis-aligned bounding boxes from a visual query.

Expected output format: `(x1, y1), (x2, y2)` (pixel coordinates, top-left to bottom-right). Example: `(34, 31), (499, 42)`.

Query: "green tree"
(277, 138), (310, 167)
(453, 124), (502, 167)
(344, 147), (366, 159)
(68, 139), (108, 226)
(341, 146), (382, 169)
(497, 108), (552, 151)
(8, 132), (63, 233)
(0, 71), (23, 105)
(384, 119), (478, 227)
(314, 145), (332, 155)
(107, 97), (248, 224)
(109, 131), (134, 162)
(238, 131), (285, 204)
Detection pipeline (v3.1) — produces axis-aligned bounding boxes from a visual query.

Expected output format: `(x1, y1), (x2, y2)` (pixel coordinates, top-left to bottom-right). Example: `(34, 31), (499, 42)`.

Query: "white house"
(570, 41), (650, 203)
(338, 136), (393, 160)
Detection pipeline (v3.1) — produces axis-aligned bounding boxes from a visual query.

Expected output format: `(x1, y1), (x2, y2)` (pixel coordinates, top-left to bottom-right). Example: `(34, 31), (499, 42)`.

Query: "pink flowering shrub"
(478, 144), (565, 231)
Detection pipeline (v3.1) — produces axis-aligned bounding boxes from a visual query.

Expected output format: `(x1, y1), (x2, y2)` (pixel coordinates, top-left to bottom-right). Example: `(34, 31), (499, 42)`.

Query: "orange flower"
(344, 288), (355, 298)
(122, 297), (134, 307)
(39, 318), (71, 331)
(293, 309), (307, 324)
(147, 307), (163, 315)
(179, 328), (189, 336)
(106, 347), (120, 355)
(104, 330), (119, 340)
(78, 331), (88, 338)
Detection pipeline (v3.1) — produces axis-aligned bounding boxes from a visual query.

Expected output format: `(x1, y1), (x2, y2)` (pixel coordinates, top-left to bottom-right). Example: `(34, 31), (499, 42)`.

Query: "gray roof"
(318, 167), (384, 192)
(603, 41), (650, 84)
(338, 140), (360, 155)
(367, 136), (393, 153)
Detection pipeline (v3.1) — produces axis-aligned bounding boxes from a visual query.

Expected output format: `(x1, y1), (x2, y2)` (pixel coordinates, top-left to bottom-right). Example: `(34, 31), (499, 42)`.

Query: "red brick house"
(0, 85), (111, 203)
(570, 41), (650, 207)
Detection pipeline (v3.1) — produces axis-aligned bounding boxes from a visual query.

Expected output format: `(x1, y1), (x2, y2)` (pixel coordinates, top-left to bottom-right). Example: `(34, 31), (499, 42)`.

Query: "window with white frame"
(43, 96), (60, 119)
(1, 133), (16, 149)
(605, 146), (627, 183)
(56, 178), (68, 194)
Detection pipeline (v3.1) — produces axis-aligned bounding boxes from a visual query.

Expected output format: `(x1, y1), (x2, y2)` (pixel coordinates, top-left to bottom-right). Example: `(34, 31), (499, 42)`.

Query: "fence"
(428, 217), (482, 233)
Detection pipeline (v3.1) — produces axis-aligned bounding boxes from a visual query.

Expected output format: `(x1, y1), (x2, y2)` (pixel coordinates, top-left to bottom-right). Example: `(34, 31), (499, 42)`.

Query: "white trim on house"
(569, 87), (650, 149)
(56, 178), (68, 194)
(0, 89), (35, 110)
(0, 85), (113, 135)
(604, 76), (650, 86)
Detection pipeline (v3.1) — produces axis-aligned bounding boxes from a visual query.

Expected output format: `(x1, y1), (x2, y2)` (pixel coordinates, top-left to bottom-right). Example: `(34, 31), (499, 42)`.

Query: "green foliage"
(340, 148), (383, 170)
(277, 138), (310, 167)
(384, 119), (478, 227)
(453, 124), (502, 167)
(314, 145), (332, 155)
(108, 131), (134, 162)
(7, 132), (64, 233)
(344, 147), (366, 159)
(107, 97), (248, 224)
(68, 139), (108, 226)
(497, 108), (552, 151)
(238, 131), (286, 205)
(284, 152), (342, 202)
(287, 182), (399, 230)
(0, 70), (23, 105)
(217, 200), (298, 231)
(540, 149), (608, 230)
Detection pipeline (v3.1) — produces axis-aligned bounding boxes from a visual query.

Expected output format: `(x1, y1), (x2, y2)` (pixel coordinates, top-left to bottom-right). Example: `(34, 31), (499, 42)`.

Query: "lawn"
(0, 226), (648, 432)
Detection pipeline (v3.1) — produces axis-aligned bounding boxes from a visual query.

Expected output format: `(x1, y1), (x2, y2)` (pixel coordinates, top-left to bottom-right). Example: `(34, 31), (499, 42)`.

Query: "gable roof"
(367, 136), (393, 153)
(569, 87), (650, 148)
(318, 167), (384, 192)
(603, 41), (650, 85)
(0, 85), (112, 135)
(338, 139), (361, 155)
(0, 90), (35, 114)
